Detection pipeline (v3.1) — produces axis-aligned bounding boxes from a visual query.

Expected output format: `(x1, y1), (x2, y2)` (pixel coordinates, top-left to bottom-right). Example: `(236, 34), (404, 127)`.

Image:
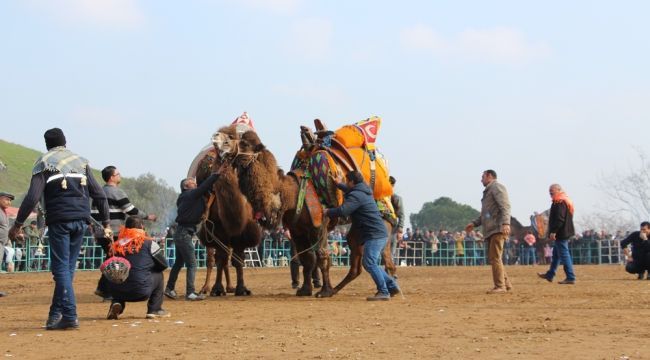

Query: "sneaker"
(107, 302), (122, 320)
(185, 292), (206, 301)
(558, 279), (575, 285)
(45, 314), (62, 328)
(46, 318), (79, 330)
(537, 272), (552, 282)
(366, 292), (390, 301)
(486, 287), (507, 294)
(389, 288), (401, 297)
(164, 288), (177, 300)
(146, 309), (171, 319)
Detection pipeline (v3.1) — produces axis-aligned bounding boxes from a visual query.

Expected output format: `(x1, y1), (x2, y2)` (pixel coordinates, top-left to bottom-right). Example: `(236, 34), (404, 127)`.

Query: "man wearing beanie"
(9, 128), (111, 330)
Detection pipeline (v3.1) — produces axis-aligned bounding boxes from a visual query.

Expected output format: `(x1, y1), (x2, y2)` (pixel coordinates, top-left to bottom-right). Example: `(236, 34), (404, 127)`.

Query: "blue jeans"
(546, 239), (576, 281)
(48, 220), (86, 321)
(524, 246), (536, 265)
(166, 225), (197, 295)
(363, 237), (398, 295)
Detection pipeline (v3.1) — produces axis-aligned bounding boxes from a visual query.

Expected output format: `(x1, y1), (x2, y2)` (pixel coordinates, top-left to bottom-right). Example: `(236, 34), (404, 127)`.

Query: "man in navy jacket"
(325, 171), (399, 301)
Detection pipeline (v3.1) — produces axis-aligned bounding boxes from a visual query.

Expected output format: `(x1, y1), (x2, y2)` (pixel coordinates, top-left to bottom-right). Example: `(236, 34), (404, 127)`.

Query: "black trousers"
(112, 272), (164, 314)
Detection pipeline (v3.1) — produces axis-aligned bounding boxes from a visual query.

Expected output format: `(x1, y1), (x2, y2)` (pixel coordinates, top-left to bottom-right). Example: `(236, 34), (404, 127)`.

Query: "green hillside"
(0, 139), (42, 200)
(0, 139), (103, 201)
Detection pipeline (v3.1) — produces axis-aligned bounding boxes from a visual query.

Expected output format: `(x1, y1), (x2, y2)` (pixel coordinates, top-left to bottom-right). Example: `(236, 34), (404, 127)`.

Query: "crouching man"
(621, 221), (650, 280)
(106, 216), (170, 320)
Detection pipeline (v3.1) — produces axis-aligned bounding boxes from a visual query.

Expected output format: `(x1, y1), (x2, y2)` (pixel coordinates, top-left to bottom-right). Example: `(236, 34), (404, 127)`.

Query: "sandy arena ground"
(1, 265), (649, 359)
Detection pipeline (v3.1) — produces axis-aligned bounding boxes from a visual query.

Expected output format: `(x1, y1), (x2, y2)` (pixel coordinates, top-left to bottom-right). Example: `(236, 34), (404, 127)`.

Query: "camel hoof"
(235, 287), (252, 296)
(296, 288), (312, 297)
(210, 284), (226, 297)
(315, 289), (333, 298)
(210, 289), (226, 297)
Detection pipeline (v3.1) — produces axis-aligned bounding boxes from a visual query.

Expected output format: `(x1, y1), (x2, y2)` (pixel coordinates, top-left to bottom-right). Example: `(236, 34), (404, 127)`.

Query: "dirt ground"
(1, 265), (649, 359)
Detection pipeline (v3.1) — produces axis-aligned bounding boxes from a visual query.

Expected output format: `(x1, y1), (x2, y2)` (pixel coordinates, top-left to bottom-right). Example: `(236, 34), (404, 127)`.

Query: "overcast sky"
(2, 0), (650, 229)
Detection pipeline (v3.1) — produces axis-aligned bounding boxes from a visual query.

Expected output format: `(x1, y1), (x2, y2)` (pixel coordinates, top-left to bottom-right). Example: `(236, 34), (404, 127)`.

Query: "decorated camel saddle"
(289, 117), (396, 228)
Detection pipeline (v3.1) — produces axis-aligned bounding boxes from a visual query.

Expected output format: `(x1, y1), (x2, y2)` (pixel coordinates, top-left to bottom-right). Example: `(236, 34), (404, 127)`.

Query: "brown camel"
(232, 125), (396, 297)
(193, 125), (263, 296)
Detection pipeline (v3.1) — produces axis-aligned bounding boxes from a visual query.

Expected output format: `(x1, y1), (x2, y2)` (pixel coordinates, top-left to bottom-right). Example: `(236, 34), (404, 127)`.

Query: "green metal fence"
(2, 236), (625, 273)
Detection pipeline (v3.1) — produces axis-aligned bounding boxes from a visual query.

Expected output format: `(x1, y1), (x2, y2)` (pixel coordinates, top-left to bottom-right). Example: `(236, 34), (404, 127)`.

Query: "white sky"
(2, 0), (650, 229)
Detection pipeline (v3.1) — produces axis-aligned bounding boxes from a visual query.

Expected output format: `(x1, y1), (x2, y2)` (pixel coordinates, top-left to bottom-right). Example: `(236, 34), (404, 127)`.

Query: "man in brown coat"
(466, 170), (512, 294)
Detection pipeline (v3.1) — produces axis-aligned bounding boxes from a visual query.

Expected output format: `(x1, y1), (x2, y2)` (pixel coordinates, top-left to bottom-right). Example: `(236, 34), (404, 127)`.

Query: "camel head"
(239, 130), (266, 154)
(211, 125), (239, 160)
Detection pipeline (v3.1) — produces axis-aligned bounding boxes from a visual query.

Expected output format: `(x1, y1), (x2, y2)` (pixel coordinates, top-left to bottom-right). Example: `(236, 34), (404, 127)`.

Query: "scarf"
(112, 227), (151, 256)
(552, 191), (574, 215)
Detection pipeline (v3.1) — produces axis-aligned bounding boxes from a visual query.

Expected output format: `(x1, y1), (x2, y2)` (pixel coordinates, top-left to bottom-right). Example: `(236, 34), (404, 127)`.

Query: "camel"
(231, 121), (397, 297)
(192, 125), (263, 296)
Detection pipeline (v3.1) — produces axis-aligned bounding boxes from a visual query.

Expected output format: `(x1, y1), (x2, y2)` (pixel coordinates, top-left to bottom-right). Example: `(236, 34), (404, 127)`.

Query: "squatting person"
(620, 221), (650, 280)
(106, 216), (170, 320)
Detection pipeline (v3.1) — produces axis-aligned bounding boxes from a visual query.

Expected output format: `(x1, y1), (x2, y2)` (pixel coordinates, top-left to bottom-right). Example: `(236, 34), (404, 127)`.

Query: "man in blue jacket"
(165, 172), (219, 301)
(325, 171), (399, 301)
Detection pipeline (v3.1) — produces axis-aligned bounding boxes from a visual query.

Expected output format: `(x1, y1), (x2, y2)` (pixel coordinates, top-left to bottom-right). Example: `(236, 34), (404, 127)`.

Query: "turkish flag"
(355, 116), (381, 148)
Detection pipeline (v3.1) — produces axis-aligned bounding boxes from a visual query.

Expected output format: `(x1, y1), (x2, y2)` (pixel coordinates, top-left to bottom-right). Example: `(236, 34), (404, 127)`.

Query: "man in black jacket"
(164, 173), (219, 301)
(107, 216), (170, 320)
(325, 171), (399, 301)
(620, 222), (650, 279)
(537, 184), (576, 284)
(9, 128), (111, 330)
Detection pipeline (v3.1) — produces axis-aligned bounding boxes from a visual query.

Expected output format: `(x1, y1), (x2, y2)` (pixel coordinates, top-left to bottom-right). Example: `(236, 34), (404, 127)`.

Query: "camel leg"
(332, 237), (364, 295)
(225, 251), (235, 293)
(209, 248), (228, 296)
(295, 244), (316, 297)
(199, 247), (216, 295)
(382, 238), (397, 277)
(314, 247), (334, 297)
(314, 224), (334, 298)
(232, 248), (252, 296)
